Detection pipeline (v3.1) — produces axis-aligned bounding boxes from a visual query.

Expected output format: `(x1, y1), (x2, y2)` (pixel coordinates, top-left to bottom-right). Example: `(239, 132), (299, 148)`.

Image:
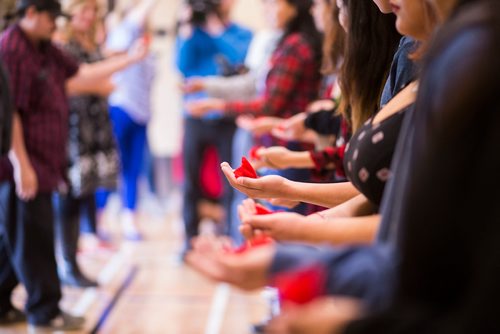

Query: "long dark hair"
(338, 0), (401, 131)
(279, 0), (323, 65)
(321, 0), (345, 75)
(344, 1), (500, 333)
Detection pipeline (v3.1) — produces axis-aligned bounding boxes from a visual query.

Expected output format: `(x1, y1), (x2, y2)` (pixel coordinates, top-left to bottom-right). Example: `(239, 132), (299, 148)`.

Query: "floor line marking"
(205, 283), (231, 334)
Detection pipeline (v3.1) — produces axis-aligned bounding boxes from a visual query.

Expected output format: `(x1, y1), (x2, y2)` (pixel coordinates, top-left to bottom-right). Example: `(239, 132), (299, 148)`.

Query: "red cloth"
(234, 157), (258, 179)
(200, 145), (223, 199)
(272, 265), (326, 305)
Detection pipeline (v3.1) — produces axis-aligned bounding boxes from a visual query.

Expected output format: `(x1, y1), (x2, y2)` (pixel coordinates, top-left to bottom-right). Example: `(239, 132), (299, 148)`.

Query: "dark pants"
(54, 192), (95, 273)
(0, 182), (61, 324)
(182, 117), (236, 245)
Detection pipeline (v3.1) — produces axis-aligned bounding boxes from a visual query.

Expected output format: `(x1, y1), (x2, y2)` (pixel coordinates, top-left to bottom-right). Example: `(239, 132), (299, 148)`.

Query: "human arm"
(182, 71), (258, 101)
(253, 146), (316, 170)
(221, 161), (360, 208)
(265, 296), (362, 334)
(236, 115), (284, 137)
(125, 0), (158, 27)
(66, 40), (148, 96)
(186, 235), (395, 309)
(222, 39), (312, 117)
(8, 113), (37, 200)
(238, 197), (379, 245)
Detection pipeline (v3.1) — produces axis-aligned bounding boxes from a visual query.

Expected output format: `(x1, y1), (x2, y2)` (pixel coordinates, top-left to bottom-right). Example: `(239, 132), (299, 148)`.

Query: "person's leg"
(181, 117), (208, 255)
(229, 128), (255, 246)
(123, 122), (146, 211)
(109, 106), (139, 239)
(0, 183), (22, 322)
(56, 193), (97, 288)
(120, 120), (146, 240)
(212, 119), (237, 238)
(8, 190), (61, 324)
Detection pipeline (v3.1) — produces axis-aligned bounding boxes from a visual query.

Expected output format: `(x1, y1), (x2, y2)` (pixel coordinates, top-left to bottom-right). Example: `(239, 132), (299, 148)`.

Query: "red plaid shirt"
(310, 117), (351, 179)
(0, 25), (79, 192)
(225, 33), (321, 119)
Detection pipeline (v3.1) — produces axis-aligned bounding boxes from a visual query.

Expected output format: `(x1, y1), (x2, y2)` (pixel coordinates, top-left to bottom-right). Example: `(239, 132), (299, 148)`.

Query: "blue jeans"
(109, 105), (147, 211)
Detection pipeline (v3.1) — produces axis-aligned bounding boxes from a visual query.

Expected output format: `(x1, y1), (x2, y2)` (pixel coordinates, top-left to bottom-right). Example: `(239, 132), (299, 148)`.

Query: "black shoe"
(28, 311), (85, 333)
(251, 319), (270, 333)
(0, 307), (26, 325)
(61, 270), (98, 288)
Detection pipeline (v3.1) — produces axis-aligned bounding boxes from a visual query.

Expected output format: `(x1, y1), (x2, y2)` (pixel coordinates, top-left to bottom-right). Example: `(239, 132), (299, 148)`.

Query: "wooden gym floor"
(1, 191), (268, 334)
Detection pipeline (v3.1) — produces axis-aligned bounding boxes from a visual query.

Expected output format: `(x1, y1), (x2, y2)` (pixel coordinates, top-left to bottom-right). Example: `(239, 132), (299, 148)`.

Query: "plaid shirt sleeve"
(51, 44), (79, 80)
(309, 117), (350, 178)
(225, 35), (314, 116)
(0, 38), (32, 114)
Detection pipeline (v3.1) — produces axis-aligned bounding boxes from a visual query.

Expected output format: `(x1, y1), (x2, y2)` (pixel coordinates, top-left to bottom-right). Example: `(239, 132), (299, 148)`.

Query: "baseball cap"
(16, 0), (70, 18)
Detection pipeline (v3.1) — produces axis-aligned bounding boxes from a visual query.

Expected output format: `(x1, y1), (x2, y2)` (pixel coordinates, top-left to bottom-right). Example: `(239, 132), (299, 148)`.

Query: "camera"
(187, 0), (221, 25)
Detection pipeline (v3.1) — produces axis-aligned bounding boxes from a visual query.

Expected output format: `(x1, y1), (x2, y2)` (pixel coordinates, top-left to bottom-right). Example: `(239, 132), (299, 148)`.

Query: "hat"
(16, 0), (70, 18)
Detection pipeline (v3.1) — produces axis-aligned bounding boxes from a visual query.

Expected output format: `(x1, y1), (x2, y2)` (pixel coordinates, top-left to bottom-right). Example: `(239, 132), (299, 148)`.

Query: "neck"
(436, 0), (459, 22)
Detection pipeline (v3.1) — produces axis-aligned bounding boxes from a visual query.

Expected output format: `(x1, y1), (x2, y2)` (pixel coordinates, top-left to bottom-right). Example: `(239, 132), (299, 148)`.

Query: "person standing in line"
(175, 0), (253, 257)
(104, 0), (158, 241)
(53, 0), (148, 288)
(0, 0), (148, 329)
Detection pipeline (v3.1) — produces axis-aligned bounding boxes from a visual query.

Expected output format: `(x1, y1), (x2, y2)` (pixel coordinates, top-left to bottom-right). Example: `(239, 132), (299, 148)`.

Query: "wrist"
(282, 178), (296, 200)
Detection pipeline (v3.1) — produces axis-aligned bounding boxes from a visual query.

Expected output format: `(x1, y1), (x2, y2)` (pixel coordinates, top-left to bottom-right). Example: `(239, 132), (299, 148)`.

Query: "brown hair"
(338, 0), (401, 132)
(321, 0), (345, 75)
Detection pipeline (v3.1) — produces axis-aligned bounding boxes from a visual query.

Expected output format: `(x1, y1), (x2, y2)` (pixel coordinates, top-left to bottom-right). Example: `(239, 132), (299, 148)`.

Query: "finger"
(220, 163), (237, 184)
(242, 215), (273, 231)
(239, 224), (254, 240)
(185, 252), (225, 281)
(236, 176), (261, 189)
(242, 198), (256, 214)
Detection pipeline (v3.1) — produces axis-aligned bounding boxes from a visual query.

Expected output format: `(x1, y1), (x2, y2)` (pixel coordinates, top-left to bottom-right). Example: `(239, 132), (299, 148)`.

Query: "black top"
(63, 40), (119, 197)
(343, 106), (409, 208)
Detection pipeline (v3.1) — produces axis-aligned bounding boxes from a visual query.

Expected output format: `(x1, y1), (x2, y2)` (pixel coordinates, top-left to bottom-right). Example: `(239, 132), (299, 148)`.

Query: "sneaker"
(28, 311), (85, 333)
(61, 270), (98, 288)
(0, 307), (26, 325)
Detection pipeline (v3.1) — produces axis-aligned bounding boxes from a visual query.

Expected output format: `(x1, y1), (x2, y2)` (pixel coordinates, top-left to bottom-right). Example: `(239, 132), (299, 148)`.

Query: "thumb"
(242, 215), (272, 231)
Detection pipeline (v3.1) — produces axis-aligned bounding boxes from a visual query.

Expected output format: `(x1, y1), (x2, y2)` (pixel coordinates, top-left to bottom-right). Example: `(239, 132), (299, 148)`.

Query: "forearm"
(301, 214), (380, 245)
(126, 0), (158, 26)
(66, 55), (132, 95)
(321, 194), (378, 218)
(269, 244), (395, 309)
(284, 151), (316, 169)
(204, 72), (257, 101)
(8, 113), (30, 168)
(284, 180), (360, 208)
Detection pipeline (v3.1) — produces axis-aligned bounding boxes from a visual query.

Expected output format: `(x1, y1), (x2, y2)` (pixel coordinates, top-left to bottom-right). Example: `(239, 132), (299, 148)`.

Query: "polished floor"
(2, 190), (269, 334)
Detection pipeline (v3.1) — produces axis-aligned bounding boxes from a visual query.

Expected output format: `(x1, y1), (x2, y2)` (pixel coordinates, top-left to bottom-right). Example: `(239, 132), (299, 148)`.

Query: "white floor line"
(71, 288), (98, 316)
(205, 283), (231, 334)
(70, 248), (130, 316)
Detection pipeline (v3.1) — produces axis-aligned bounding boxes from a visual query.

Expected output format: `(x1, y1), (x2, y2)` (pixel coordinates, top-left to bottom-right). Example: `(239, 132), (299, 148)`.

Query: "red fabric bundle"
(234, 157), (258, 179)
(249, 146), (263, 160)
(272, 265), (326, 305)
(230, 235), (274, 254)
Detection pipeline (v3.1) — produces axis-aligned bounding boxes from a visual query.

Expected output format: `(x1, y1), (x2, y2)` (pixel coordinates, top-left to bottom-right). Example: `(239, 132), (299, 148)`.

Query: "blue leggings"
(109, 106), (146, 210)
